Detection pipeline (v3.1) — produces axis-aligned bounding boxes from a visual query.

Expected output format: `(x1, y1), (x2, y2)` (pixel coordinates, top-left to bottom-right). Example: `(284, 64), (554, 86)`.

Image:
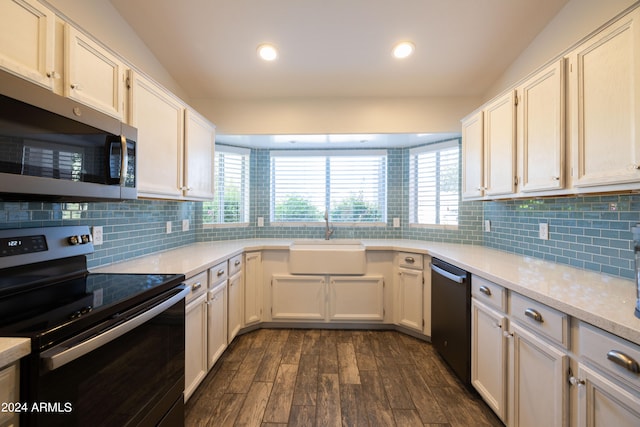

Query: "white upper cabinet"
(461, 110), (485, 199)
(64, 24), (127, 120)
(184, 108), (216, 200)
(129, 71), (185, 199)
(484, 90), (517, 197)
(0, 0), (55, 90)
(517, 60), (565, 193)
(567, 7), (640, 190)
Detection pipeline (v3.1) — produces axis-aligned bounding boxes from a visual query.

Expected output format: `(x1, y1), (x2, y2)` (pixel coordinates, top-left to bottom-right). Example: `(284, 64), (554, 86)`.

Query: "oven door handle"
(41, 286), (189, 372)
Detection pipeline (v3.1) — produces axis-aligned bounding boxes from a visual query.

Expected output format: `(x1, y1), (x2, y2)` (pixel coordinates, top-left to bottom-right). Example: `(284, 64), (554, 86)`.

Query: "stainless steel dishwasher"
(430, 257), (471, 386)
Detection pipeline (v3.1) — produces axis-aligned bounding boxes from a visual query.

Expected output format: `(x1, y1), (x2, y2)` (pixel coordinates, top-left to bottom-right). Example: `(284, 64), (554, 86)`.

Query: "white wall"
(484, 0), (637, 101)
(43, 0), (189, 100)
(191, 96), (480, 135)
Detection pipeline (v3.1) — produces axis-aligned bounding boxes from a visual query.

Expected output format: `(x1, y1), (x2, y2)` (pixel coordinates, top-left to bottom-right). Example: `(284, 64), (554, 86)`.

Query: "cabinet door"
(484, 91), (517, 197)
(576, 364), (640, 427)
(227, 271), (243, 343)
(271, 275), (325, 320)
(129, 71), (185, 199)
(244, 252), (262, 326)
(184, 108), (215, 200)
(461, 110), (485, 199)
(207, 284), (227, 370)
(185, 293), (207, 402)
(329, 276), (384, 321)
(0, 0), (55, 90)
(471, 299), (507, 422)
(568, 8), (640, 189)
(397, 268), (423, 332)
(518, 60), (565, 193)
(64, 24), (126, 120)
(509, 322), (569, 427)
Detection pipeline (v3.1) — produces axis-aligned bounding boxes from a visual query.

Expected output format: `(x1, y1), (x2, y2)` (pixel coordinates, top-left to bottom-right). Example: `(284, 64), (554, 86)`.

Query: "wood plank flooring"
(185, 328), (504, 427)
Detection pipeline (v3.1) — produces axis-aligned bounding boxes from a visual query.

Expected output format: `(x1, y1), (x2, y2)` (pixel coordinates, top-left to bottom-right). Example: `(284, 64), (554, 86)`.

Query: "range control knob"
(68, 235), (80, 245)
(81, 234), (92, 244)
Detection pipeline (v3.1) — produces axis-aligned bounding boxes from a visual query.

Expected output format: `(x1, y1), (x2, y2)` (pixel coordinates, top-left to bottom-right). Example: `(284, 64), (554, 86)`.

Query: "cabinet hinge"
(422, 319), (425, 328)
(422, 277), (425, 285)
(514, 95), (518, 107)
(125, 76), (131, 89)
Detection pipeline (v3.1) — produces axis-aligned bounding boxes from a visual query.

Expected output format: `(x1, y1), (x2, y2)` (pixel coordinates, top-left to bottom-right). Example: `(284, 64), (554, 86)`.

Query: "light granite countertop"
(0, 337), (30, 367)
(93, 238), (640, 346)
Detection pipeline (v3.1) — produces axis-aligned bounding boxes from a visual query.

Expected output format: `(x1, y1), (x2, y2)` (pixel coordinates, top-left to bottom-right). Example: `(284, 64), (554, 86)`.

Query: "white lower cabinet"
(207, 282), (227, 370)
(471, 277), (569, 427)
(397, 267), (423, 332)
(572, 322), (640, 427)
(227, 269), (243, 343)
(508, 322), (569, 427)
(244, 252), (262, 326)
(575, 364), (640, 427)
(329, 276), (384, 321)
(471, 298), (508, 422)
(0, 362), (19, 427)
(271, 275), (326, 320)
(184, 271), (208, 402)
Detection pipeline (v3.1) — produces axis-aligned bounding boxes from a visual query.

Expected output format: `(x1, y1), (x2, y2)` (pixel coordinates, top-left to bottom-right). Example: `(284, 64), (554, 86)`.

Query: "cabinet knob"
(70, 83), (81, 90)
(235, 260), (241, 266)
(553, 176), (560, 181)
(404, 257), (415, 264)
(191, 282), (202, 291)
(503, 331), (513, 339)
(569, 376), (585, 387)
(217, 269), (225, 277)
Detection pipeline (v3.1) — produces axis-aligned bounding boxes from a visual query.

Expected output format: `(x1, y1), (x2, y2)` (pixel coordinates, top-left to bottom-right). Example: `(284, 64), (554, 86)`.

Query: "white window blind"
(271, 150), (387, 223)
(409, 140), (460, 226)
(204, 146), (250, 224)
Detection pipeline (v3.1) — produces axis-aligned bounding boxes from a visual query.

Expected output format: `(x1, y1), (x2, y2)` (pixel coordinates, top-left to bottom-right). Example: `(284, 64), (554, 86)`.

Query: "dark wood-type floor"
(185, 328), (504, 427)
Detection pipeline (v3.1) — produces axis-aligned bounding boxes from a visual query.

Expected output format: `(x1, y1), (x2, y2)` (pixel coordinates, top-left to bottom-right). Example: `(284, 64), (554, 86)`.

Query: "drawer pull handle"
(606, 350), (640, 374)
(235, 260), (241, 266)
(191, 282), (202, 291)
(479, 286), (492, 296)
(217, 269), (225, 277)
(405, 257), (415, 264)
(524, 308), (543, 323)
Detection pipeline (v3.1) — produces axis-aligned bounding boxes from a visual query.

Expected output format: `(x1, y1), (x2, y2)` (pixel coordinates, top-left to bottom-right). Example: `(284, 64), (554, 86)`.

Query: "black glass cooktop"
(0, 272), (185, 349)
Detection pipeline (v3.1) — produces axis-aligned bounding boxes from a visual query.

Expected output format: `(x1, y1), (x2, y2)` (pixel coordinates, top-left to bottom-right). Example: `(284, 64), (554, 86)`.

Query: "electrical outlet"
(393, 218), (400, 228)
(92, 226), (103, 245)
(257, 217), (264, 227)
(484, 220), (491, 232)
(539, 223), (549, 240)
(182, 219), (189, 232)
(166, 221), (172, 234)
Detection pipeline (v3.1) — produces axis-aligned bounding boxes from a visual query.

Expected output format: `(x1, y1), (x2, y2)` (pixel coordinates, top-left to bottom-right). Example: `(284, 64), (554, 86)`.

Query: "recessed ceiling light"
(393, 41), (415, 59)
(257, 43), (278, 61)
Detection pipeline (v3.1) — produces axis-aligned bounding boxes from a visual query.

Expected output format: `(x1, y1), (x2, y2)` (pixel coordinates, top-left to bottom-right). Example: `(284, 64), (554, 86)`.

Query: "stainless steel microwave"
(0, 70), (137, 201)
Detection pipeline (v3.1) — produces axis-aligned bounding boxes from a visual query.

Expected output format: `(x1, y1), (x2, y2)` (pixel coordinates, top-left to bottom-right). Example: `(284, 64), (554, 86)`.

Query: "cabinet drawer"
(472, 275), (506, 311)
(229, 254), (243, 276)
(185, 271), (208, 303)
(398, 252), (423, 269)
(209, 261), (228, 286)
(579, 322), (640, 392)
(510, 292), (569, 348)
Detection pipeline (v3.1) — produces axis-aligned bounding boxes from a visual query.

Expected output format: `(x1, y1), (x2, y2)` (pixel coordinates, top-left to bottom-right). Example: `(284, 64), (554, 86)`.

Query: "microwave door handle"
(119, 135), (128, 186)
(41, 286), (189, 372)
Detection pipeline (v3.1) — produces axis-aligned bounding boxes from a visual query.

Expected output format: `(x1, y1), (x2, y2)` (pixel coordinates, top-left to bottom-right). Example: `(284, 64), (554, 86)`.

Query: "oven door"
(24, 285), (188, 427)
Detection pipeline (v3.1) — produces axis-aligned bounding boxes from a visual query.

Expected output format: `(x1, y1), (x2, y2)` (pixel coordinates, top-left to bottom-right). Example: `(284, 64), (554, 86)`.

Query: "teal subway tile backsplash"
(483, 194), (639, 279)
(0, 200), (197, 269)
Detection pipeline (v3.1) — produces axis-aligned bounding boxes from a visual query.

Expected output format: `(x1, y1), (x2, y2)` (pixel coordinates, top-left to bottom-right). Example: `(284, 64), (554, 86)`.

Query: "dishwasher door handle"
(430, 263), (466, 283)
